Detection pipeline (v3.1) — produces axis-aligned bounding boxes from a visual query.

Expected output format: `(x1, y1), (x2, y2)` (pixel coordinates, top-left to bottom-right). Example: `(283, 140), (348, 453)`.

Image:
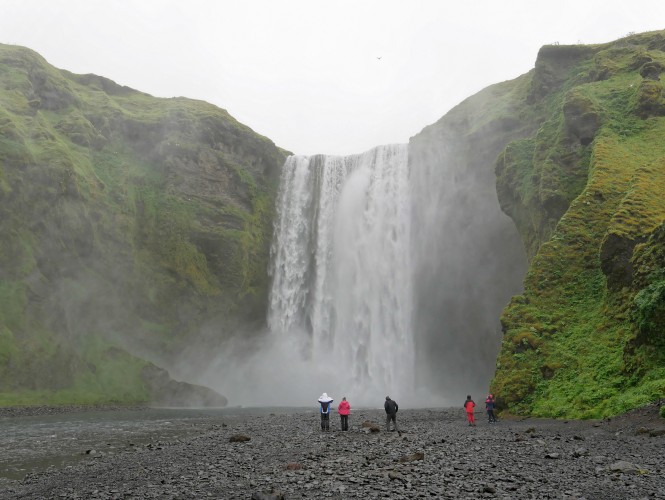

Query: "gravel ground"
(2, 403), (664, 499)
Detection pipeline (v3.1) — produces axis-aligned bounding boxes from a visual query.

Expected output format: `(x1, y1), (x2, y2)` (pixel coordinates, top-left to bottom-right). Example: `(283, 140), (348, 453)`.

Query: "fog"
(176, 135), (526, 408)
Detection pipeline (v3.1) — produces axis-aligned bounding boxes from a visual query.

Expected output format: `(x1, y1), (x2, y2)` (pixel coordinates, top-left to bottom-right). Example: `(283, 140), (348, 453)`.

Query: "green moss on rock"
(0, 43), (286, 405)
(491, 31), (665, 418)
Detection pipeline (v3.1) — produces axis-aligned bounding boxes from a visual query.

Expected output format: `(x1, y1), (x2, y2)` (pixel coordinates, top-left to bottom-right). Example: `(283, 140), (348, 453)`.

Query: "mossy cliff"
(409, 30), (664, 418)
(0, 44), (286, 405)
(488, 31), (665, 418)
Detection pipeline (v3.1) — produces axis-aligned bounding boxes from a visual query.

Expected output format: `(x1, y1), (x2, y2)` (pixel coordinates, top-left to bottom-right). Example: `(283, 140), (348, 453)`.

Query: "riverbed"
(2, 404), (664, 499)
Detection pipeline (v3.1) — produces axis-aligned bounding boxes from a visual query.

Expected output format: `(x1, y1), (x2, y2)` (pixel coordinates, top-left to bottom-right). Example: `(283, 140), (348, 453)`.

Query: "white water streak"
(268, 145), (413, 402)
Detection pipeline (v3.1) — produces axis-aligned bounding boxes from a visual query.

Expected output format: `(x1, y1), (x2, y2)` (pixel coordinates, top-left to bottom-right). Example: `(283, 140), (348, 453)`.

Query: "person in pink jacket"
(464, 395), (476, 426)
(337, 397), (351, 431)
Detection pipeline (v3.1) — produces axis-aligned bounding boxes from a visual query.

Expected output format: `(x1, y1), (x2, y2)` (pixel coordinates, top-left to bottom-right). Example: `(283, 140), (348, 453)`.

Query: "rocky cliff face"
(2, 30), (663, 415)
(490, 31), (665, 417)
(408, 30), (665, 418)
(0, 45), (286, 405)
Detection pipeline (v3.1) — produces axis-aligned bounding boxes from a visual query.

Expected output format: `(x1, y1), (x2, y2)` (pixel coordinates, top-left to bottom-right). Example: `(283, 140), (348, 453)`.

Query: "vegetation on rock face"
(2, 30), (664, 415)
(491, 31), (665, 418)
(0, 44), (286, 405)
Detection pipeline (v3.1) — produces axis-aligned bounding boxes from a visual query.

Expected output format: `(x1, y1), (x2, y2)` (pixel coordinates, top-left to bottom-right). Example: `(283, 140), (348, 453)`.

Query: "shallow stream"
(0, 407), (303, 481)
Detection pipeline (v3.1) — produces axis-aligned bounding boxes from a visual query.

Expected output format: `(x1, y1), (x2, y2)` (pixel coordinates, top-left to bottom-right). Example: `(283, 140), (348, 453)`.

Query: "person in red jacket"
(337, 396), (350, 431)
(464, 395), (476, 426)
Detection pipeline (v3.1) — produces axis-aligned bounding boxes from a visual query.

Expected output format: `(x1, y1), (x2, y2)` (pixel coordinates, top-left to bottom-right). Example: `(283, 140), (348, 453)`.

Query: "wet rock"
(251, 490), (285, 500)
(5, 407), (665, 499)
(608, 461), (641, 475)
(361, 421), (381, 433)
(229, 434), (251, 443)
(388, 471), (404, 481)
(399, 452), (424, 463)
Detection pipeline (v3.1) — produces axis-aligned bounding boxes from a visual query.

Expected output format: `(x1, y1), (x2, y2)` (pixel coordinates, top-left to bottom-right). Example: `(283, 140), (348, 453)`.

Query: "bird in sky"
(376, 56), (382, 60)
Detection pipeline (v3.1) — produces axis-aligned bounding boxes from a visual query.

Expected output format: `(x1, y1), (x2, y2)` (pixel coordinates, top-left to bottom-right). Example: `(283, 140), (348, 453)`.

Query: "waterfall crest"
(268, 144), (413, 402)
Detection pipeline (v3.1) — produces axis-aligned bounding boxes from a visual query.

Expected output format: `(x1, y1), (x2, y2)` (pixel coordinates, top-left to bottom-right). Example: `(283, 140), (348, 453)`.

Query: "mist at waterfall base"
(196, 142), (526, 408)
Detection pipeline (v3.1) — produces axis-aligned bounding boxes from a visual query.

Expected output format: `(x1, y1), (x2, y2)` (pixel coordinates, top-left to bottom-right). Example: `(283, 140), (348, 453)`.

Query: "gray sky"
(1, 1), (664, 155)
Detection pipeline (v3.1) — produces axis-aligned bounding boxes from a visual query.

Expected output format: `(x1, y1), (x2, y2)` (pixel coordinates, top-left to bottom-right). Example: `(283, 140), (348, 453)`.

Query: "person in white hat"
(317, 393), (334, 431)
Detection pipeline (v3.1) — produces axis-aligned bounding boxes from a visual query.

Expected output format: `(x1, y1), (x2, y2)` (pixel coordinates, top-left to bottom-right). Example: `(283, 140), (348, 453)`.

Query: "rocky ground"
(2, 403), (664, 499)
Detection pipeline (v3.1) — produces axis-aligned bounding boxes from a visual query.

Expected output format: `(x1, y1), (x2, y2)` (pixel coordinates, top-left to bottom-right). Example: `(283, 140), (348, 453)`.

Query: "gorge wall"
(0, 44), (285, 405)
(402, 30), (665, 418)
(1, 29), (664, 417)
(489, 32), (665, 418)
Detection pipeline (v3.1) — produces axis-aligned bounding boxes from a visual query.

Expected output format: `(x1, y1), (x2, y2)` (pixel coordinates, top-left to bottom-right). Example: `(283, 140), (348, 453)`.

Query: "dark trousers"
(487, 410), (497, 422)
(320, 413), (330, 430)
(340, 415), (349, 431)
(386, 413), (398, 431)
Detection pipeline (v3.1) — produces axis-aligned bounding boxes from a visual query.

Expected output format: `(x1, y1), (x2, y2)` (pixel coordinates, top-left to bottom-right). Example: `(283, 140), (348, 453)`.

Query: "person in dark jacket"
(485, 394), (497, 423)
(384, 396), (399, 432)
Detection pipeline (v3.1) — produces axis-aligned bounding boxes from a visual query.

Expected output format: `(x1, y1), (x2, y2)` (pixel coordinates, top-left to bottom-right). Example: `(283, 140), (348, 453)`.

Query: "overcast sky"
(1, 1), (664, 156)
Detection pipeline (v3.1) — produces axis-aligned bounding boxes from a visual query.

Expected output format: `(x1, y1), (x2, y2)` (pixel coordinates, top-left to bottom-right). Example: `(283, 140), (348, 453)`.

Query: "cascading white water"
(268, 144), (413, 403)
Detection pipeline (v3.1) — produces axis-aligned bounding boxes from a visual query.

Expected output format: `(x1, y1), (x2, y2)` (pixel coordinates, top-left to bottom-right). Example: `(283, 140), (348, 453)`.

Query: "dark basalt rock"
(141, 364), (228, 407)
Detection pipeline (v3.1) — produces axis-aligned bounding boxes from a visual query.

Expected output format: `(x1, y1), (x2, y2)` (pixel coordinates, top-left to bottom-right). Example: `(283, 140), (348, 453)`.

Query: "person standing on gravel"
(384, 396), (399, 432)
(485, 394), (497, 423)
(318, 393), (334, 431)
(464, 395), (476, 426)
(338, 396), (350, 431)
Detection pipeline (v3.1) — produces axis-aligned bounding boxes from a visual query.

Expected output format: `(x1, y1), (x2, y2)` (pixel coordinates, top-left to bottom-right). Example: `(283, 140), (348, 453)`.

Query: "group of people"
(317, 392), (497, 431)
(464, 394), (498, 426)
(317, 393), (350, 431)
(317, 393), (400, 432)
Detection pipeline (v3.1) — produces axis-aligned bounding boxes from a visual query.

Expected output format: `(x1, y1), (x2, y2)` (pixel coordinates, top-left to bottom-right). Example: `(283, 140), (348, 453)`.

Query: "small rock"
(251, 490), (285, 500)
(483, 485), (496, 494)
(545, 453), (560, 459)
(229, 434), (251, 443)
(608, 460), (641, 475)
(399, 452), (424, 463)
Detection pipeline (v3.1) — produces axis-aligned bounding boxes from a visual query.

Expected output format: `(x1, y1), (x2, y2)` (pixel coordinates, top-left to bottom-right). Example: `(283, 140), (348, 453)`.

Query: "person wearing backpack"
(384, 396), (399, 432)
(318, 393), (334, 431)
(485, 394), (497, 423)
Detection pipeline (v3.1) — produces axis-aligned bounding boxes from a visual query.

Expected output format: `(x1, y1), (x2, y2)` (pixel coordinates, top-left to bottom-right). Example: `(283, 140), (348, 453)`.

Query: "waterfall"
(268, 144), (413, 402)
